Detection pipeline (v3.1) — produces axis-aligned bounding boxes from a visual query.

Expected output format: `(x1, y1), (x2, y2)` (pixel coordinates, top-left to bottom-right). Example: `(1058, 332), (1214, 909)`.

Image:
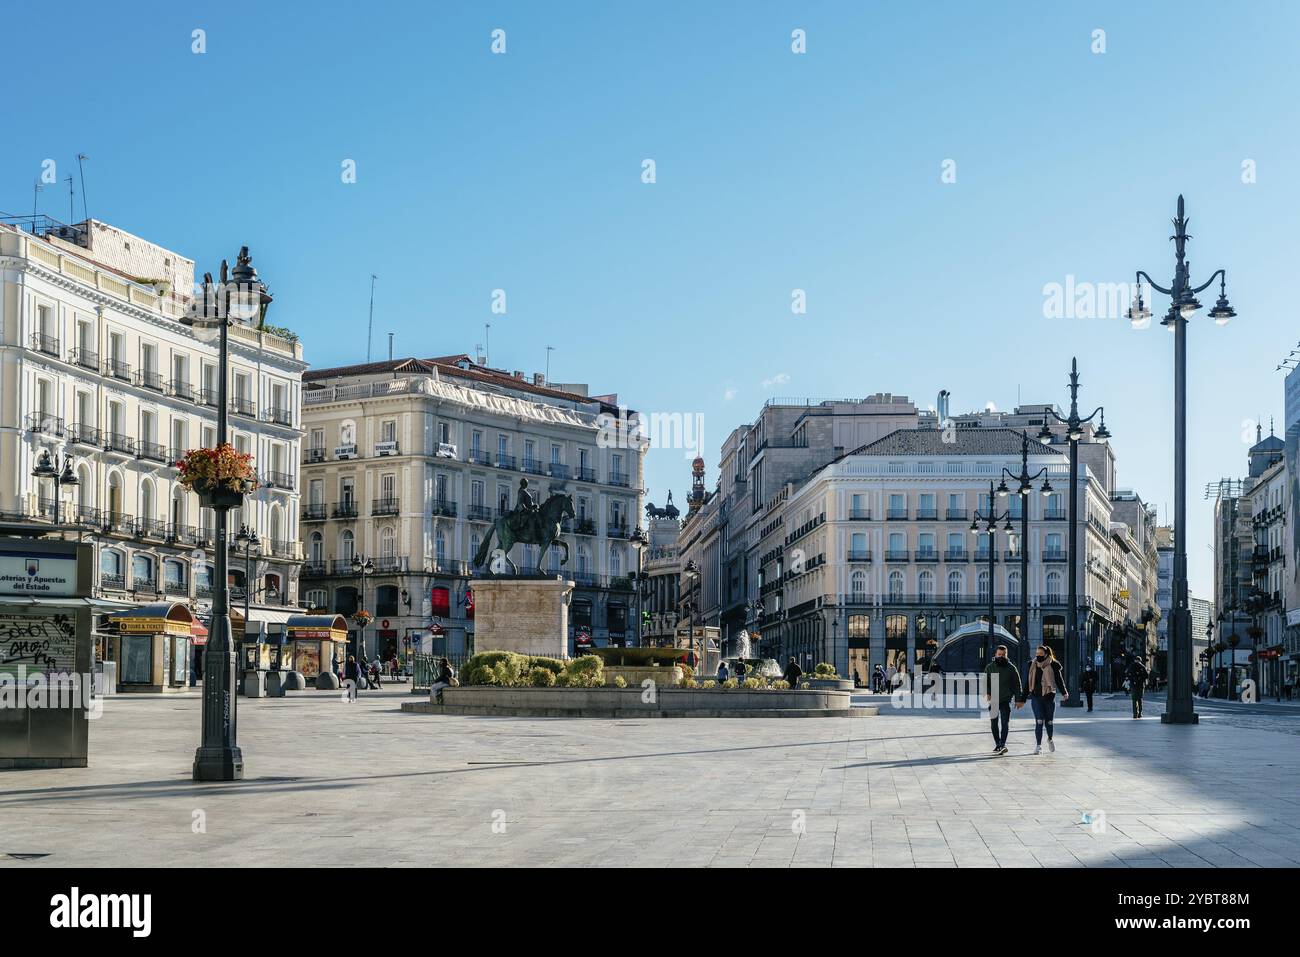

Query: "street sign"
(1093, 650), (1104, 666)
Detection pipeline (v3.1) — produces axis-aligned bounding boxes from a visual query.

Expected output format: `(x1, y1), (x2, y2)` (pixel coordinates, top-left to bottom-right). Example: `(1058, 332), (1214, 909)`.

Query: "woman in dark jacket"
(1025, 645), (1068, 753)
(343, 655), (361, 700)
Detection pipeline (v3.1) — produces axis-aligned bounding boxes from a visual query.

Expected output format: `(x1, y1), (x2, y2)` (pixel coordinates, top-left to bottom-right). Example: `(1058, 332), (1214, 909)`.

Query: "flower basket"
(352, 610), (374, 628)
(176, 444), (258, 509)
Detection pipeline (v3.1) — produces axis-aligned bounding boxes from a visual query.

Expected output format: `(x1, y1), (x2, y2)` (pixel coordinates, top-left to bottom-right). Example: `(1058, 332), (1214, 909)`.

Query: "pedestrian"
(1125, 656), (1149, 718)
(717, 660), (730, 683)
(429, 656), (455, 703)
(873, 664), (885, 693)
(983, 644), (1024, 755)
(783, 656), (803, 687)
(366, 659), (381, 690)
(1080, 663), (1098, 712)
(343, 655), (361, 701)
(1026, 645), (1068, 754)
(853, 668), (862, 688)
(734, 659), (747, 683)
(892, 665), (907, 692)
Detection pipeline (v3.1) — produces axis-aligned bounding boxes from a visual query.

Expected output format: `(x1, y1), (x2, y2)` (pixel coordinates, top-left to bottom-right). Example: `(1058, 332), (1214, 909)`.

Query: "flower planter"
(193, 478), (250, 511)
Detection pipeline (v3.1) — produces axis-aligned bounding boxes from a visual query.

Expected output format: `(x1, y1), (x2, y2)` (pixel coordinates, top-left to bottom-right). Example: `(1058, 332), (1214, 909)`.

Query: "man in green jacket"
(984, 644), (1025, 755)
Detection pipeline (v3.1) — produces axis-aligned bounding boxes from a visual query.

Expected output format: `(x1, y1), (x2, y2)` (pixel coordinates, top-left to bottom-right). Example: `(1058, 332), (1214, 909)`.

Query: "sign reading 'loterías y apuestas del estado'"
(0, 553), (78, 597)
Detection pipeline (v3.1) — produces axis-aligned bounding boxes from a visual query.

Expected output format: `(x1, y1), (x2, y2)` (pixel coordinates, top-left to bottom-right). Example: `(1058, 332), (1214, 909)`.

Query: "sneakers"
(1033, 745), (1042, 755)
(996, 745), (1009, 756)
(1048, 740), (1056, 753)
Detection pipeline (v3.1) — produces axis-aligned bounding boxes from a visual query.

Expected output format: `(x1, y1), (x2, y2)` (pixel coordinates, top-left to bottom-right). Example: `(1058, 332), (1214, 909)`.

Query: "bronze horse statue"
(472, 491), (576, 575)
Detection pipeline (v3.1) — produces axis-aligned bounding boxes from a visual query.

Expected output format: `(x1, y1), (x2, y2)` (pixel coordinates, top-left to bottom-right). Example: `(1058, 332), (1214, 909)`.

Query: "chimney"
(937, 389), (950, 423)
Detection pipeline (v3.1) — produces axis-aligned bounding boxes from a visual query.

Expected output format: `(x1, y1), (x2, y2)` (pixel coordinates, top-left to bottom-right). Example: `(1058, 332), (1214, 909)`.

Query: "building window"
(851, 570), (868, 599)
(978, 570), (990, 602)
(376, 585), (399, 617)
(947, 571), (962, 602)
(918, 570), (934, 601)
(888, 570), (904, 600)
(1046, 571), (1062, 600)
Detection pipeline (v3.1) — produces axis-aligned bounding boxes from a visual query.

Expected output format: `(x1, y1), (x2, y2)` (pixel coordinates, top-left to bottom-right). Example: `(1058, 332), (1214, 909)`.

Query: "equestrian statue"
(472, 478), (576, 575)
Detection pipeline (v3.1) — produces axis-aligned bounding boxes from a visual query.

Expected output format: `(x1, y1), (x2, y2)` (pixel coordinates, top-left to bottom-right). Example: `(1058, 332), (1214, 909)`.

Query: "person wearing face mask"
(982, 644), (1024, 756)
(1026, 645), (1068, 753)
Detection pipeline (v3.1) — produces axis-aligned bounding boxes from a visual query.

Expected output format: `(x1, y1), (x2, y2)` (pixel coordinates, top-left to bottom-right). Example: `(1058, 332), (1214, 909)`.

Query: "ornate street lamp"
(998, 431), (1053, 674)
(683, 559), (701, 672)
(351, 553), (376, 662)
(628, 526), (647, 648)
(182, 248), (272, 782)
(234, 524), (261, 631)
(1126, 195), (1235, 725)
(1037, 359), (1108, 707)
(971, 482), (1016, 665)
(32, 447), (78, 524)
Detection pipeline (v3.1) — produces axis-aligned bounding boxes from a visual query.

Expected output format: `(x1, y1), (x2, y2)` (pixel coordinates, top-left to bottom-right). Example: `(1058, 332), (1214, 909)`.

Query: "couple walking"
(984, 644), (1068, 756)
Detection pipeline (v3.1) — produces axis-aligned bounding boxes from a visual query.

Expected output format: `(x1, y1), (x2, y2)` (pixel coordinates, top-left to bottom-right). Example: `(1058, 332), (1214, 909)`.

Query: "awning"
(110, 601), (196, 636)
(0, 596), (132, 608)
(191, 620), (209, 646)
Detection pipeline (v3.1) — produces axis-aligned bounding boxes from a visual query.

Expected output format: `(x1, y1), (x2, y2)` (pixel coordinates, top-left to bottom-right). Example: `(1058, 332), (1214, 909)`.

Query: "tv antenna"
(366, 274), (377, 362)
(76, 153), (89, 221)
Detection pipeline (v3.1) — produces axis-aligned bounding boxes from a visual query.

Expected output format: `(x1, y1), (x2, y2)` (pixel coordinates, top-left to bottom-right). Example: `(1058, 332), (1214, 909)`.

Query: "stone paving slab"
(0, 688), (1297, 867)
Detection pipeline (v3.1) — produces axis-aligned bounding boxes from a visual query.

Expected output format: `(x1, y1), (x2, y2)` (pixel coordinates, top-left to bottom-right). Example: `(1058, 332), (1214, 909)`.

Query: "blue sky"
(6, 0), (1298, 599)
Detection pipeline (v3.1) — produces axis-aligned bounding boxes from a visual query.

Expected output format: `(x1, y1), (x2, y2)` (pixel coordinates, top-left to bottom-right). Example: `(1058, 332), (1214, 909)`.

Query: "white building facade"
(0, 219), (306, 641)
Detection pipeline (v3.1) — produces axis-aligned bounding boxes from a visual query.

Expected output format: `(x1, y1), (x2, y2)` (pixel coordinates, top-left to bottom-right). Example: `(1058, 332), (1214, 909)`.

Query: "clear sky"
(6, 1), (1297, 599)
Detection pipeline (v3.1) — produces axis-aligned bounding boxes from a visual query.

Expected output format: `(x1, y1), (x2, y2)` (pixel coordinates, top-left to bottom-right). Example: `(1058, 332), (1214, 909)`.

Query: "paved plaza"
(2, 689), (1298, 868)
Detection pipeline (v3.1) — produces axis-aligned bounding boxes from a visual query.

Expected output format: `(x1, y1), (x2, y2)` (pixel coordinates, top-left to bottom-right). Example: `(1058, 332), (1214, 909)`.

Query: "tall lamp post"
(351, 554), (376, 662)
(183, 248), (273, 782)
(32, 447), (78, 523)
(998, 431), (1054, 675)
(628, 526), (647, 648)
(234, 524), (260, 630)
(683, 559), (700, 672)
(1037, 358), (1109, 708)
(971, 482), (1017, 666)
(1126, 195), (1235, 724)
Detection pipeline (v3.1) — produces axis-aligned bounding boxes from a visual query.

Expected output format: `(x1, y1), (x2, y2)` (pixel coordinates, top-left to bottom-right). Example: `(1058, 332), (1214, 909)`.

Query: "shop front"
(108, 602), (196, 693)
(285, 614), (348, 685)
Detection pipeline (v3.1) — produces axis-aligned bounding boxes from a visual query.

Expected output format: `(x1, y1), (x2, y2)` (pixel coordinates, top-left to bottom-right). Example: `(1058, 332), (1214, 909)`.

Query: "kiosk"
(285, 614), (348, 685)
(109, 602), (196, 693)
(0, 540), (95, 768)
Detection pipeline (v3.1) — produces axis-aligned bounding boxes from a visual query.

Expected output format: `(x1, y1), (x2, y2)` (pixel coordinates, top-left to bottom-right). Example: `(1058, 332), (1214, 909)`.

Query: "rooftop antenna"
(485, 323), (491, 367)
(545, 345), (554, 384)
(388, 332), (394, 361)
(65, 175), (74, 223)
(32, 180), (43, 219)
(366, 274), (377, 362)
(76, 153), (89, 221)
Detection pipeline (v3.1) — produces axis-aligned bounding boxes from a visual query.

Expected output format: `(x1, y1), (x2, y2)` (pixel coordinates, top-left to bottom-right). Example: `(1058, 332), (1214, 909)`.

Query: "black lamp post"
(183, 248), (273, 782)
(1126, 195), (1235, 724)
(351, 553), (376, 662)
(234, 524), (260, 630)
(683, 559), (700, 670)
(628, 526), (647, 648)
(998, 431), (1054, 675)
(32, 447), (78, 523)
(971, 481), (1016, 666)
(1037, 358), (1109, 708)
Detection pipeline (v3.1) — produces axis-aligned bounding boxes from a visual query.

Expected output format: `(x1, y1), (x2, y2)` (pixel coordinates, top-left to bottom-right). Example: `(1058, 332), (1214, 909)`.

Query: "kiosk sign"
(0, 553), (77, 597)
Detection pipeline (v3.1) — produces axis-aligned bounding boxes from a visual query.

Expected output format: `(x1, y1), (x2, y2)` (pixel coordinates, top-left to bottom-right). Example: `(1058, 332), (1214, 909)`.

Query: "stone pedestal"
(471, 578), (574, 658)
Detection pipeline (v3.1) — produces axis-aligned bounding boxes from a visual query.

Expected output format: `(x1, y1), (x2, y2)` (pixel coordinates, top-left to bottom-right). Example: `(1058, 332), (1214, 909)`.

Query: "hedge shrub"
(528, 666), (557, 687)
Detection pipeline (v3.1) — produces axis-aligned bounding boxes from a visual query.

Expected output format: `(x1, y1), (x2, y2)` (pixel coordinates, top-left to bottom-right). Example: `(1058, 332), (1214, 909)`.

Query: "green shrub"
(681, 678), (698, 689)
(741, 677), (762, 689)
(528, 666), (557, 687)
(770, 680), (790, 690)
(461, 651), (533, 685)
(814, 662), (838, 677)
(555, 672), (572, 688)
(527, 656), (565, 675)
(799, 680), (812, 690)
(722, 678), (738, 689)
(680, 664), (694, 681)
(564, 654), (604, 678)
(701, 680), (717, 689)
(612, 675), (628, 688)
